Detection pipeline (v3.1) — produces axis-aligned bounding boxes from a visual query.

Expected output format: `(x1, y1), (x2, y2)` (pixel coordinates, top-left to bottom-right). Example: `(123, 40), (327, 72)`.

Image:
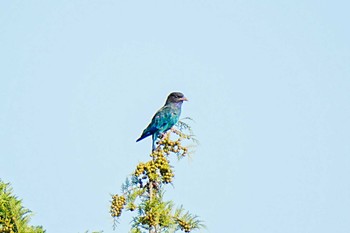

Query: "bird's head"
(165, 92), (188, 105)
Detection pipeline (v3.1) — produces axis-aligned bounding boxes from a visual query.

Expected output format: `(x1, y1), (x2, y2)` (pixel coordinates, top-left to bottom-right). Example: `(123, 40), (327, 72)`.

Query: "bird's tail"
(136, 132), (151, 142)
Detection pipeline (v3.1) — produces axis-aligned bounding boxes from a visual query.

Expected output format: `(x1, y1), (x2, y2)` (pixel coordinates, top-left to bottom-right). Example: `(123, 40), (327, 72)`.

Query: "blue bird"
(136, 92), (188, 151)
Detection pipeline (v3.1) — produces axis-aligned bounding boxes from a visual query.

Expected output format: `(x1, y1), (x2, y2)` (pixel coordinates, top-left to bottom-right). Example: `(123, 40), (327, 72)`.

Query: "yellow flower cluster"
(177, 218), (192, 232)
(134, 150), (174, 183)
(140, 211), (159, 227)
(0, 217), (14, 233)
(110, 194), (126, 218)
(134, 162), (146, 177)
(133, 161), (156, 181)
(157, 134), (189, 157)
(152, 149), (174, 183)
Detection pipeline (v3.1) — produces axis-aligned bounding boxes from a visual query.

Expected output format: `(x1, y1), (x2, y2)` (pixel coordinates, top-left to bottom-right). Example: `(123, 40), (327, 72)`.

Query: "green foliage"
(0, 180), (45, 233)
(110, 120), (204, 233)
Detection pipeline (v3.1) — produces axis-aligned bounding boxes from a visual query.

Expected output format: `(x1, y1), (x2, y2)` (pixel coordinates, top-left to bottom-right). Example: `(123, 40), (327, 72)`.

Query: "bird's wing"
(137, 106), (170, 138)
(152, 105), (180, 134)
(136, 105), (176, 142)
(151, 105), (172, 130)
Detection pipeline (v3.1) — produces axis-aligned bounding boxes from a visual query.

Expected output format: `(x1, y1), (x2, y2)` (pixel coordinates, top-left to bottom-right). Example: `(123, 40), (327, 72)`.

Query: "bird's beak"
(179, 97), (188, 102)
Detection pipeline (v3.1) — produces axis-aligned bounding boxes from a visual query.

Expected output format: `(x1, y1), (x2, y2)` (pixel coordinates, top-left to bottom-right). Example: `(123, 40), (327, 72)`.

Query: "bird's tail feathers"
(136, 132), (151, 142)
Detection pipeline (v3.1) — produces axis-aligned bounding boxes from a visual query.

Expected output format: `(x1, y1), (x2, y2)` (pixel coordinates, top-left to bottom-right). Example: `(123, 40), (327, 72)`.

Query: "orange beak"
(179, 97), (188, 101)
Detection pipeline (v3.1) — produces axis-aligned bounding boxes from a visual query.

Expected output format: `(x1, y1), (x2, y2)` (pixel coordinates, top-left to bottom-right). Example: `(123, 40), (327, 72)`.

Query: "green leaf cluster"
(0, 180), (45, 233)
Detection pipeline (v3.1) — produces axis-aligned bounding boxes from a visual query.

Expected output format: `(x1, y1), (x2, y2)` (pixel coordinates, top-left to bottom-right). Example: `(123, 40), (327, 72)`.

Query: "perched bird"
(136, 92), (188, 151)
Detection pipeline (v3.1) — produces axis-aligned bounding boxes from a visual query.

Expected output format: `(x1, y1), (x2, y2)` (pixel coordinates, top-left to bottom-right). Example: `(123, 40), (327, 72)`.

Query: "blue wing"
(136, 105), (178, 142)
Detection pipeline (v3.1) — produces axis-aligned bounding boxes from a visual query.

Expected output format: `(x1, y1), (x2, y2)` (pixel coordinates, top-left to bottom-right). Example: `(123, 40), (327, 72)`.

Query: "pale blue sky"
(1, 1), (350, 233)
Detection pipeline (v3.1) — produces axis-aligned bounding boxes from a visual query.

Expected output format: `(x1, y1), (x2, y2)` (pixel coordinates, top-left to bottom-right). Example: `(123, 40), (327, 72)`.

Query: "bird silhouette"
(136, 92), (188, 151)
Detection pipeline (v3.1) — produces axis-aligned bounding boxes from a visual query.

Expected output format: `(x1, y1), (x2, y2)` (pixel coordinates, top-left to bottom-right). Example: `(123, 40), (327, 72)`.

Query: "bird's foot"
(160, 132), (168, 140)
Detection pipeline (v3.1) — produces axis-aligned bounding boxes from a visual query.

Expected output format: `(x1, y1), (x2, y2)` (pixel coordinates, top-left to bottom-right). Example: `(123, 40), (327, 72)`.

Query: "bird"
(136, 92), (188, 151)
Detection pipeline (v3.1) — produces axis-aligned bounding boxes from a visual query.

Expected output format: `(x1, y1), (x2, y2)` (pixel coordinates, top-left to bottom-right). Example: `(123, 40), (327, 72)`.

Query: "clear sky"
(1, 1), (349, 233)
